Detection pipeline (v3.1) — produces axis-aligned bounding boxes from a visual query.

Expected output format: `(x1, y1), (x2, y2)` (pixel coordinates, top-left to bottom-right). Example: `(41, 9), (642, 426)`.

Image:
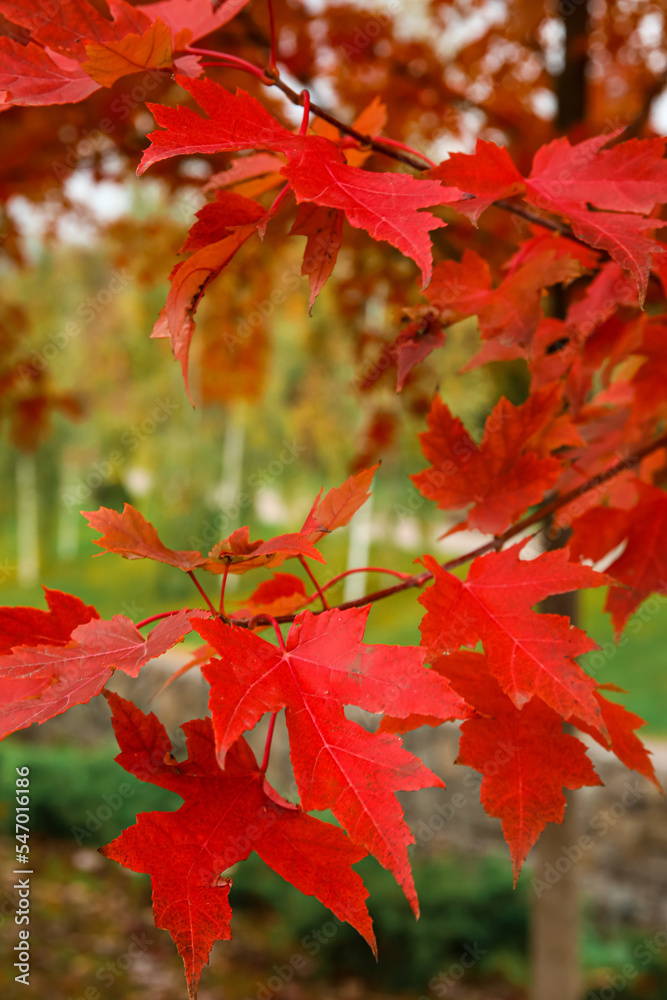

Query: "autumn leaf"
(424, 245), (587, 364)
(428, 140), (524, 222)
(289, 203), (343, 311)
(419, 541), (612, 732)
(0, 587), (99, 655)
(0, 39), (101, 106)
(137, 0), (250, 43)
(411, 387), (569, 535)
(569, 483), (667, 636)
(230, 573), (309, 620)
(139, 77), (460, 285)
(82, 17), (173, 86)
(192, 606), (462, 914)
(156, 191), (268, 393)
(0, 610), (199, 740)
(204, 525), (326, 574)
(83, 504), (207, 571)
(101, 692), (376, 999)
(569, 686), (659, 789)
(302, 463), (380, 541)
(458, 691), (602, 882)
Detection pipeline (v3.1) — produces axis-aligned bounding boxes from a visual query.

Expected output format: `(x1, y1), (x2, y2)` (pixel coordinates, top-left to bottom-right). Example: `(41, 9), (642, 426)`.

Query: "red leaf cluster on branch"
(1, 1), (667, 997)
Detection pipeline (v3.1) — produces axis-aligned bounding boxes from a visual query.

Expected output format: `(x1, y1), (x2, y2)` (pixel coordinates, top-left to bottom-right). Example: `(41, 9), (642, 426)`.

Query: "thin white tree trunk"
(16, 453), (39, 587)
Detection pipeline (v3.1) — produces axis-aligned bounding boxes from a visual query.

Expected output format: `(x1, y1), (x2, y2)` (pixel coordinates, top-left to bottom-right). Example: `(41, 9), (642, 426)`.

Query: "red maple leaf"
(0, 587), (99, 654)
(230, 573), (309, 620)
(192, 606), (462, 914)
(427, 139), (524, 222)
(457, 687), (602, 882)
(0, 40), (100, 106)
(289, 203), (343, 312)
(0, 609), (198, 740)
(81, 17), (173, 86)
(411, 386), (571, 535)
(205, 525), (325, 574)
(419, 542), (611, 732)
(101, 691), (375, 1000)
(424, 245), (587, 367)
(138, 77), (459, 285)
(83, 504), (207, 571)
(301, 463), (379, 540)
(154, 191), (268, 393)
(437, 652), (602, 880)
(569, 482), (667, 635)
(569, 685), (659, 789)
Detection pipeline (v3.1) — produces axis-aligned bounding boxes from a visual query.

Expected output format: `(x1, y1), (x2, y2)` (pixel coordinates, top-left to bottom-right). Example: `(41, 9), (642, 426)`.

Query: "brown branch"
(230, 430), (667, 628)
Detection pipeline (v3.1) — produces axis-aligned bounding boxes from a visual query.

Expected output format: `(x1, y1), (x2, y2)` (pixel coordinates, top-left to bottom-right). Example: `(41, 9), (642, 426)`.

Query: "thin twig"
(187, 570), (217, 615)
(299, 555), (330, 610)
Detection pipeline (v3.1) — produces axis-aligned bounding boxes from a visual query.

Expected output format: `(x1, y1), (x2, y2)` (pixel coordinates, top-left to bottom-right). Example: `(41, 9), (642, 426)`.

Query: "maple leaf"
(204, 152), (286, 192)
(0, 39), (101, 106)
(192, 606), (462, 914)
(523, 133), (667, 304)
(424, 246), (587, 363)
(137, 0), (250, 43)
(0, 0), (150, 60)
(457, 689), (602, 882)
(204, 525), (326, 574)
(525, 133), (667, 217)
(569, 483), (667, 635)
(569, 685), (659, 789)
(81, 17), (173, 86)
(301, 463), (379, 541)
(83, 503), (207, 571)
(156, 190), (267, 393)
(419, 541), (612, 732)
(230, 573), (309, 620)
(289, 203), (343, 312)
(101, 692), (376, 999)
(0, 609), (198, 740)
(139, 77), (460, 285)
(428, 139), (524, 222)
(0, 587), (99, 655)
(411, 387), (567, 535)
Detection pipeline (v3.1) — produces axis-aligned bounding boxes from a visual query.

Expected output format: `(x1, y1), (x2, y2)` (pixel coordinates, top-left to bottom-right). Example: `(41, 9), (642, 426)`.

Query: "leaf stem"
(219, 563), (230, 616)
(299, 554), (329, 609)
(321, 565), (413, 592)
(298, 89), (310, 136)
(266, 0), (278, 75)
(185, 47), (270, 82)
(375, 136), (437, 168)
(136, 609), (195, 629)
(187, 570), (217, 615)
(260, 711), (278, 774)
(246, 613), (287, 648)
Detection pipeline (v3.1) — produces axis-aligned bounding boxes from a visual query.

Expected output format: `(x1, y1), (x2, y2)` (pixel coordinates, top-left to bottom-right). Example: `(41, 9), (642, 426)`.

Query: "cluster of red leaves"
(2, 2), (667, 998)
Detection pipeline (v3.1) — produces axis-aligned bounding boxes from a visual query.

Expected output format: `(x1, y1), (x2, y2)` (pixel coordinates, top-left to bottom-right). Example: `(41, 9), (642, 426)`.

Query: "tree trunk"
(530, 587), (582, 1000)
(528, 5), (592, 996)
